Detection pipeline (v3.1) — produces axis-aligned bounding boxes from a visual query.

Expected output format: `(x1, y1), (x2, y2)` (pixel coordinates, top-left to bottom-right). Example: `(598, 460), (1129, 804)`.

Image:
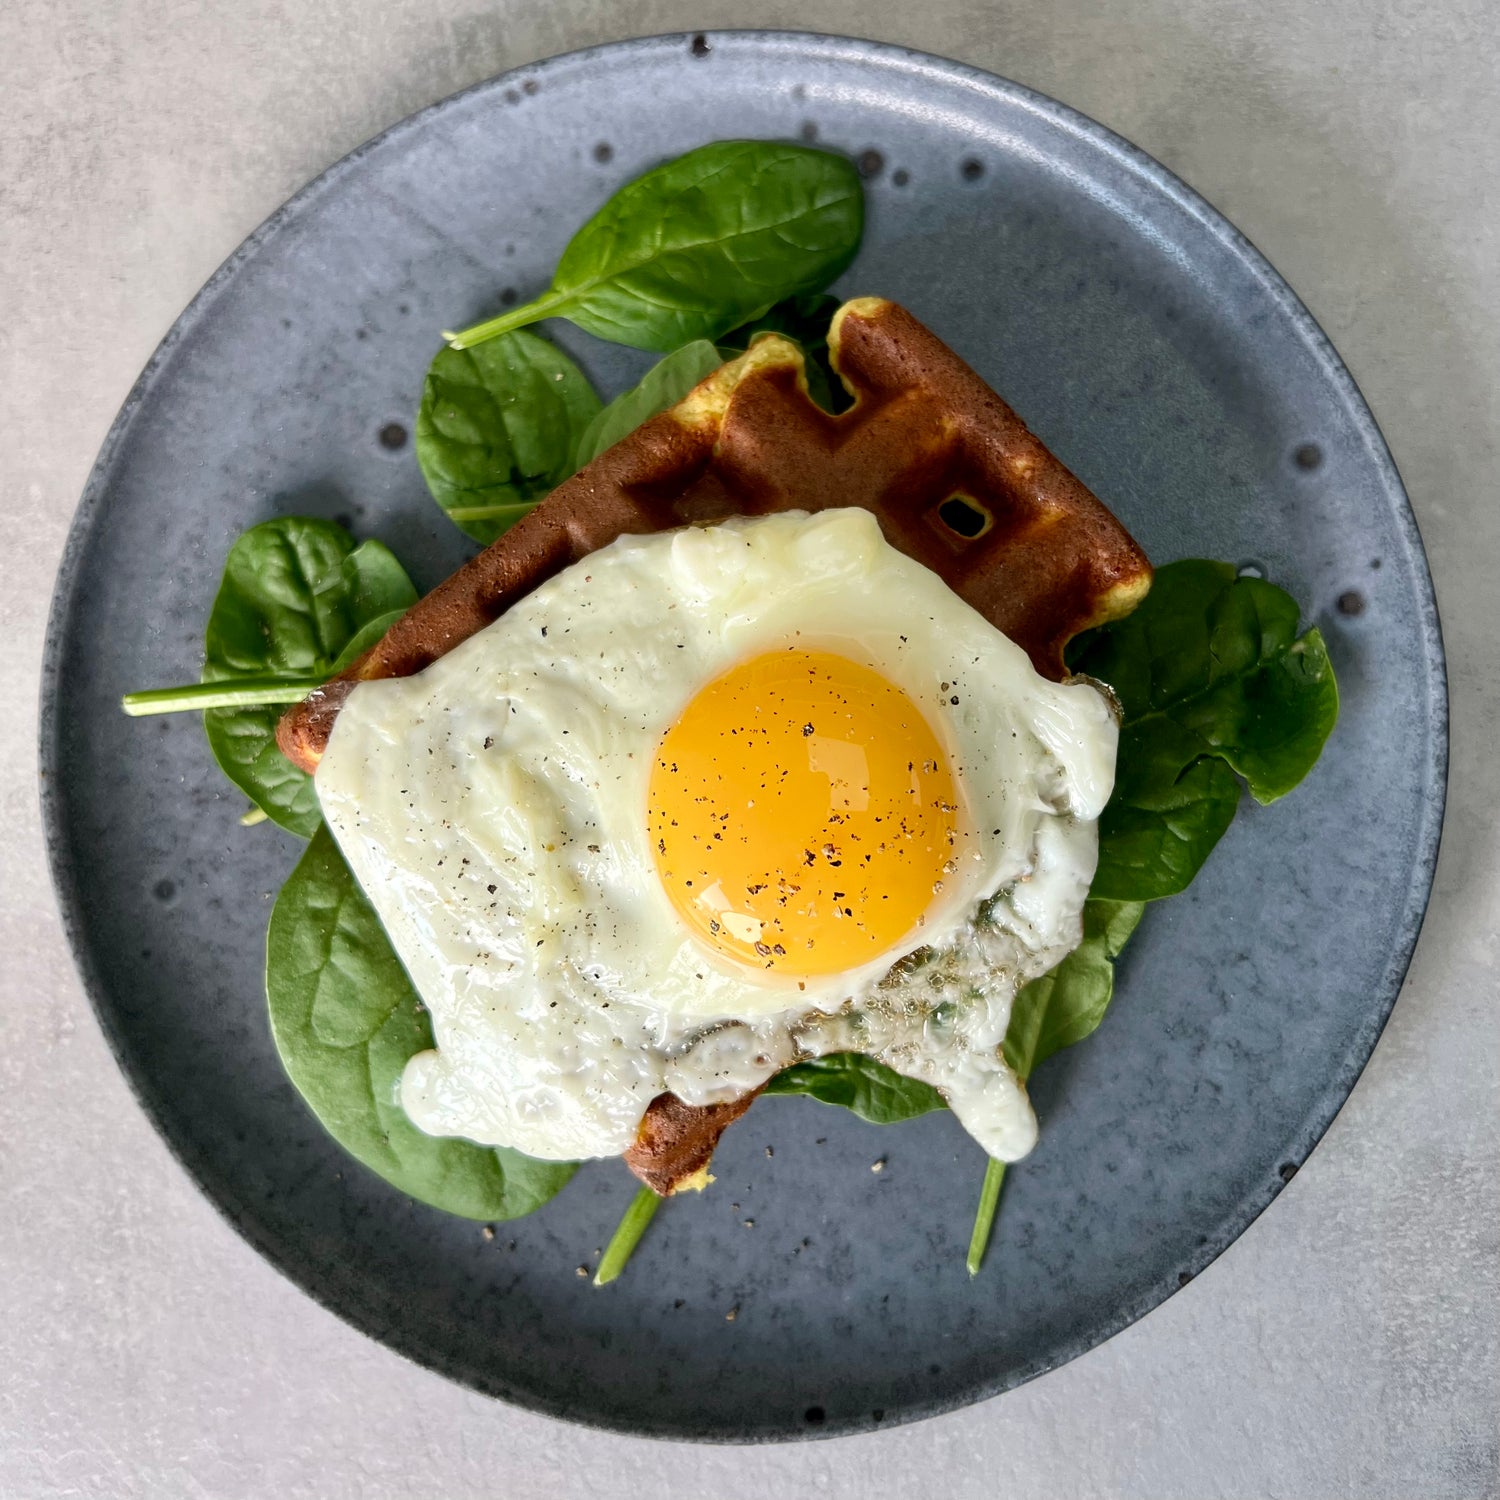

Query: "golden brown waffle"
(278, 297), (1149, 773)
(276, 297), (1152, 1193)
(623, 1088), (764, 1197)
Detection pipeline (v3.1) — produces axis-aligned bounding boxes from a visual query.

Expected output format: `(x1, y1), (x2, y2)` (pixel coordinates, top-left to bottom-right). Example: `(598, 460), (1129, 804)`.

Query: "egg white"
(315, 509), (1117, 1162)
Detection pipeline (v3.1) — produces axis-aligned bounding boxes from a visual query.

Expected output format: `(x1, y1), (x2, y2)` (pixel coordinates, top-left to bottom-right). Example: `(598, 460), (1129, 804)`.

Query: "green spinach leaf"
(267, 826), (578, 1220)
(1092, 757), (1242, 903)
(416, 330), (601, 544)
(572, 339), (724, 470)
(1073, 560), (1339, 901)
(447, 142), (864, 354)
(1003, 900), (1146, 1081)
(201, 518), (418, 837)
(764, 1052), (947, 1124)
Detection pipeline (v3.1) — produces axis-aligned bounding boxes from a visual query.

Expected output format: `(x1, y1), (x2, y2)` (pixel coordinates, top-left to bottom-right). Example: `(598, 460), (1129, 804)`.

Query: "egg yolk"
(648, 649), (964, 978)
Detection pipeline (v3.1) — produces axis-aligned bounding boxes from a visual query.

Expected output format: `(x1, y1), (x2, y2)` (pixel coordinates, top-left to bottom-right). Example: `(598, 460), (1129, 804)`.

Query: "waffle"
(622, 1089), (764, 1198)
(277, 297), (1152, 1192)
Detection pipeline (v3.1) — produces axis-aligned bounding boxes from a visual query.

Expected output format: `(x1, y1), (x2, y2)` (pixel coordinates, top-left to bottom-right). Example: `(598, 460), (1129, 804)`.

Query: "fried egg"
(315, 508), (1117, 1163)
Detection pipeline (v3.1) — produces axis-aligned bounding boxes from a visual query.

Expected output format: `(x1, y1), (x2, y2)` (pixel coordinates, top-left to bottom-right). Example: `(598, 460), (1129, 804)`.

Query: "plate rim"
(38, 28), (1449, 1443)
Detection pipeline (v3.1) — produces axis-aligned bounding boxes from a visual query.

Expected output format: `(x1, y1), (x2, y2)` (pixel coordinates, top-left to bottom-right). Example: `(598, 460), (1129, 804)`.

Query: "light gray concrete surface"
(2, 1), (1496, 1494)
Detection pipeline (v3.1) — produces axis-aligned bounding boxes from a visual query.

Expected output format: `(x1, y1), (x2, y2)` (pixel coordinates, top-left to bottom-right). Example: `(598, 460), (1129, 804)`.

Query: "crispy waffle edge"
(277, 298), (1150, 772)
(623, 1089), (765, 1197)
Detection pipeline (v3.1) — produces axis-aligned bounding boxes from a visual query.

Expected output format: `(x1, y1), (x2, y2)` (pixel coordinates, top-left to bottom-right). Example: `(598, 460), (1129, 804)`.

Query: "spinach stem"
(593, 1185), (662, 1287)
(966, 1158), (1007, 1277)
(120, 678), (319, 716)
(444, 289), (571, 350)
(443, 501), (542, 523)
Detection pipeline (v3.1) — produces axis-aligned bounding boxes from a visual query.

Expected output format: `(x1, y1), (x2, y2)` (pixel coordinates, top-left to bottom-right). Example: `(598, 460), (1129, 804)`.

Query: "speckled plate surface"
(40, 31), (1446, 1441)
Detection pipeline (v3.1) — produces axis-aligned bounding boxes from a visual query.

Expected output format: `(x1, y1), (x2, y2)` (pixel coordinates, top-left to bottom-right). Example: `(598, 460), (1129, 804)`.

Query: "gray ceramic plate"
(41, 31), (1446, 1441)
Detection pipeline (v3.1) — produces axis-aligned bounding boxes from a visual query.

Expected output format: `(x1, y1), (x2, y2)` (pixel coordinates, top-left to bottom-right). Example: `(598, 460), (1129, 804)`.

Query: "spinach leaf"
(416, 330), (601, 544)
(1073, 560), (1339, 901)
(201, 518), (418, 837)
(573, 339), (724, 470)
(267, 826), (578, 1220)
(764, 1052), (947, 1124)
(717, 291), (847, 412)
(1003, 900), (1146, 1081)
(1093, 758), (1242, 903)
(447, 142), (864, 354)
